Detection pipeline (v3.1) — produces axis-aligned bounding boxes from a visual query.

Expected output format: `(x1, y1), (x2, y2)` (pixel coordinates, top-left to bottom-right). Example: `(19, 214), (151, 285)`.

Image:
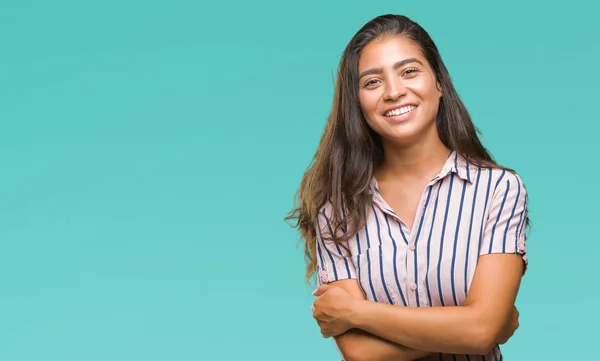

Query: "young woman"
(286, 14), (530, 361)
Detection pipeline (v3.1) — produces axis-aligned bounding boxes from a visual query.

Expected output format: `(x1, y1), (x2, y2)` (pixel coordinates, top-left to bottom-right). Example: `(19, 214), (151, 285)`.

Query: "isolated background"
(1, 0), (598, 360)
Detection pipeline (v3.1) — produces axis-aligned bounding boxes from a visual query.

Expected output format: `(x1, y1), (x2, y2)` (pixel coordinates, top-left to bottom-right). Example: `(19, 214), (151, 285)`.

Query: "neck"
(377, 137), (451, 183)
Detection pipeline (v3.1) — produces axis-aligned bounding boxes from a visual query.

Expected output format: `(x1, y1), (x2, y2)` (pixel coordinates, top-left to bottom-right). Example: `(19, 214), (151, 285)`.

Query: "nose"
(383, 77), (406, 101)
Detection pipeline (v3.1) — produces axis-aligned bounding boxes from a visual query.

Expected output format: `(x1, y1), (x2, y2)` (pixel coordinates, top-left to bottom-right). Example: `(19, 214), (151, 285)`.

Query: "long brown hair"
(285, 14), (528, 284)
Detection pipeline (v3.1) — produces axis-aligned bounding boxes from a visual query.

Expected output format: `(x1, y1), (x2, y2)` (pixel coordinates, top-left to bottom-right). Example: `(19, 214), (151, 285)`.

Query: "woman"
(286, 14), (529, 361)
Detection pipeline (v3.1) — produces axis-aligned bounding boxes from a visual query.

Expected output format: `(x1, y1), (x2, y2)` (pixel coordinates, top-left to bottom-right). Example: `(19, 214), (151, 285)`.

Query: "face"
(357, 35), (442, 147)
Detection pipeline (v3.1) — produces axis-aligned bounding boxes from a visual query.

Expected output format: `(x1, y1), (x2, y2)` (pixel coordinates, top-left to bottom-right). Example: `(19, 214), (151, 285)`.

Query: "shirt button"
(319, 270), (329, 284)
(409, 283), (417, 291)
(408, 243), (415, 251)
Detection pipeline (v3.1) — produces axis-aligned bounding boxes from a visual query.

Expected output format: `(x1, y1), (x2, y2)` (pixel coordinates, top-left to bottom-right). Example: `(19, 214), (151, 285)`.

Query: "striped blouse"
(315, 151), (529, 361)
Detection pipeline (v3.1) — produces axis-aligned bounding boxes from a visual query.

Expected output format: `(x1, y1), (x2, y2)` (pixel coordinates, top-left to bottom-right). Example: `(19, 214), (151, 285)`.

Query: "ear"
(436, 81), (442, 97)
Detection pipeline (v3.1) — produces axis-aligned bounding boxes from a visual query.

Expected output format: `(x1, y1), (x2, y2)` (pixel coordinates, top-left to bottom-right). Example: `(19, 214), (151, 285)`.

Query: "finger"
(313, 285), (329, 296)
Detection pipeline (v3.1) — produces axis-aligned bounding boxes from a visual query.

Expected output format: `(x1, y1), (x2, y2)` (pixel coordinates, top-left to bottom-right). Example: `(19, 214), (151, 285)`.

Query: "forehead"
(358, 36), (426, 70)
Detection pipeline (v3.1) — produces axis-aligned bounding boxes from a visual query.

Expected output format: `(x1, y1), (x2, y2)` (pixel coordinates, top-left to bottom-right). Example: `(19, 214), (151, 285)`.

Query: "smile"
(384, 105), (417, 117)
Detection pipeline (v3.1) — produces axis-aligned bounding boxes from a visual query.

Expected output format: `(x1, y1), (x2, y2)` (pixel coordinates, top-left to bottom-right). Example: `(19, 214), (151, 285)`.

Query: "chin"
(382, 122), (437, 146)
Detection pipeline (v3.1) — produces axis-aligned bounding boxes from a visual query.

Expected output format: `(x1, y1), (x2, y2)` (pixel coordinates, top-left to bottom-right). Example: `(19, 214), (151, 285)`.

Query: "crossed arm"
(312, 253), (524, 361)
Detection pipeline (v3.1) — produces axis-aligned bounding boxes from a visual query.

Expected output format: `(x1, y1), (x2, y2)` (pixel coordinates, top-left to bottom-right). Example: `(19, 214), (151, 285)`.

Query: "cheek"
(359, 93), (379, 116)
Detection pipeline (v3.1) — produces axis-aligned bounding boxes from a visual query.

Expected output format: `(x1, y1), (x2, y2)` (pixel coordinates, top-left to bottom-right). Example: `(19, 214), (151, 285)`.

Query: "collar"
(434, 150), (474, 184)
(368, 150), (474, 194)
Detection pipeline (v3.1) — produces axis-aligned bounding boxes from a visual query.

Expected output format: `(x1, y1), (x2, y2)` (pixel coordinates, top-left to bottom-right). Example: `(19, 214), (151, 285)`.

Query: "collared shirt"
(315, 151), (529, 361)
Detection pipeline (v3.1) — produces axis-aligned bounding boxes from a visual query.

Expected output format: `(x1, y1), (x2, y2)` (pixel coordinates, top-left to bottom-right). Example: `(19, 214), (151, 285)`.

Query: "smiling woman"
(358, 38), (442, 149)
(286, 14), (529, 361)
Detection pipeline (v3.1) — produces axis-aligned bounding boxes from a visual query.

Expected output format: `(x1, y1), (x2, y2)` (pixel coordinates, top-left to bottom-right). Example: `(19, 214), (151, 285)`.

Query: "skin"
(357, 34), (443, 152)
(311, 35), (523, 361)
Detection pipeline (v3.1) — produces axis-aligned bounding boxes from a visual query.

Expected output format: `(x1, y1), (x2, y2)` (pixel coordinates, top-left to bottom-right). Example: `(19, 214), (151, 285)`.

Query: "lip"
(382, 104), (418, 123)
(382, 103), (418, 116)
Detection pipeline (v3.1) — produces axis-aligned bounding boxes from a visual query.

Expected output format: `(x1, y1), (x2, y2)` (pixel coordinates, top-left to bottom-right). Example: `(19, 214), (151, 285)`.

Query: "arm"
(326, 279), (434, 361)
(347, 253), (523, 355)
(314, 172), (528, 356)
(312, 205), (432, 361)
(340, 173), (528, 355)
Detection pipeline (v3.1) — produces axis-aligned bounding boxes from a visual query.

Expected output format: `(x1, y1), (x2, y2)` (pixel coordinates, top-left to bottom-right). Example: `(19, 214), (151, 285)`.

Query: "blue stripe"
(323, 208), (352, 278)
(450, 177), (467, 306)
(454, 150), (459, 171)
(515, 209), (524, 251)
(398, 222), (409, 244)
(315, 215), (326, 269)
(437, 173), (455, 306)
(413, 186), (434, 245)
(356, 231), (361, 292)
(488, 180), (510, 254)
(502, 176), (521, 252)
(477, 169), (493, 256)
(365, 212), (372, 249)
(515, 193), (528, 251)
(385, 216), (408, 306)
(466, 161), (471, 182)
(315, 242), (326, 274)
(320, 243), (339, 282)
(464, 168), (482, 293)
(320, 209), (339, 279)
(425, 182), (443, 307)
(357, 253), (361, 287)
(364, 219), (378, 302)
(494, 169), (506, 191)
(372, 204), (394, 304)
(412, 185), (433, 307)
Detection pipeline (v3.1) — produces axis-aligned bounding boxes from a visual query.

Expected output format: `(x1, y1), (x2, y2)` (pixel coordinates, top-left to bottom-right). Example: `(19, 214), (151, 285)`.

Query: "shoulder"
(467, 163), (527, 191)
(315, 200), (336, 236)
(317, 200), (334, 220)
(483, 168), (528, 209)
(492, 168), (527, 193)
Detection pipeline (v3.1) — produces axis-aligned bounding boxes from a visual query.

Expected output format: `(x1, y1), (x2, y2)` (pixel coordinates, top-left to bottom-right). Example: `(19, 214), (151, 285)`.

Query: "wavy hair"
(285, 14), (528, 284)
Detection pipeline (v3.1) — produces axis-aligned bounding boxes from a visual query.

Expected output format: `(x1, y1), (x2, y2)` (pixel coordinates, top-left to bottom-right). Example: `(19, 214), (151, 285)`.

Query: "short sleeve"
(315, 206), (357, 285)
(479, 171), (529, 269)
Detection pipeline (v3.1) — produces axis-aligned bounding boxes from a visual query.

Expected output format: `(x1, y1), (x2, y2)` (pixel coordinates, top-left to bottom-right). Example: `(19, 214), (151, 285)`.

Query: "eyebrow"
(358, 58), (424, 80)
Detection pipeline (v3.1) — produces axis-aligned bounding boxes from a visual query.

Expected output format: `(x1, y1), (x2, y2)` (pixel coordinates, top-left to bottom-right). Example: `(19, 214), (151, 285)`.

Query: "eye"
(402, 67), (420, 77)
(360, 78), (381, 89)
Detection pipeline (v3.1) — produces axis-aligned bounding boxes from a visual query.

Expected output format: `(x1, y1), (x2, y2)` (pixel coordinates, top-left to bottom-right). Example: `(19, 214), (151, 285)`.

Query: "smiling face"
(358, 35), (442, 148)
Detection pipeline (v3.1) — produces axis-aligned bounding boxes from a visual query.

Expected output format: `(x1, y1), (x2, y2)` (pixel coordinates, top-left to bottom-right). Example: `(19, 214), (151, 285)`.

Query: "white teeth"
(385, 105), (417, 117)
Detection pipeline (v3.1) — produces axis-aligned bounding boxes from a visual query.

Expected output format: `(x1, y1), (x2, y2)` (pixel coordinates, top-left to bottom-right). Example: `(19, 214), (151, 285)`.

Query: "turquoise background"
(1, 0), (598, 359)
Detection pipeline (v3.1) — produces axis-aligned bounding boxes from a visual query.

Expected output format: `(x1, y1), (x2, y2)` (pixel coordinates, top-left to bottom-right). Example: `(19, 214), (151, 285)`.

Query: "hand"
(497, 305), (520, 344)
(312, 284), (357, 338)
